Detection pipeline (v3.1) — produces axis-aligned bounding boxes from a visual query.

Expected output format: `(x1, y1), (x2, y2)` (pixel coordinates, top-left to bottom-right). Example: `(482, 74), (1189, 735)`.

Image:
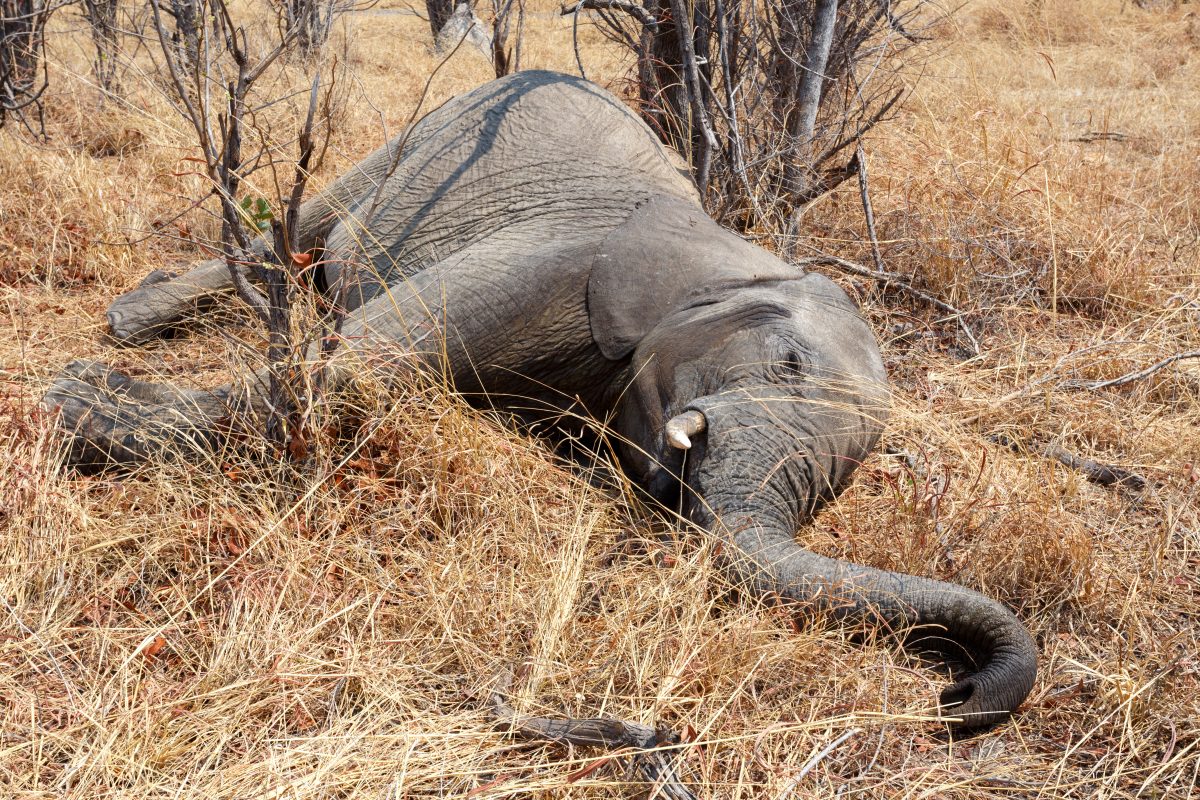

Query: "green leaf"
(238, 195), (274, 232)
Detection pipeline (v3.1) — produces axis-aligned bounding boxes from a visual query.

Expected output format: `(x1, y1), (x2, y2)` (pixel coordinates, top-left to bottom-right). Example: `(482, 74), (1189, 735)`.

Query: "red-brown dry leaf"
(466, 773), (514, 797)
(566, 755), (617, 783)
(80, 596), (113, 626)
(142, 635), (167, 659)
(287, 427), (309, 461)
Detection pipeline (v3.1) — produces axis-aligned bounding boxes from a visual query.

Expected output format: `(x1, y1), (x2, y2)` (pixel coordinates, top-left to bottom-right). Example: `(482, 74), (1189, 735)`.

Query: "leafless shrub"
(492, 0), (524, 77)
(0, 0), (61, 135)
(572, 0), (939, 244)
(147, 0), (342, 450)
(275, 0), (346, 58)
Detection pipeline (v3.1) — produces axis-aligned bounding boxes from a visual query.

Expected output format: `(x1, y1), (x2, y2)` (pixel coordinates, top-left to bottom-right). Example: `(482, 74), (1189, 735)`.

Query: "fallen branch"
(489, 670), (695, 800)
(1064, 350), (1200, 391)
(990, 434), (1148, 492)
(1071, 131), (1128, 143)
(960, 341), (1149, 426)
(797, 254), (980, 355)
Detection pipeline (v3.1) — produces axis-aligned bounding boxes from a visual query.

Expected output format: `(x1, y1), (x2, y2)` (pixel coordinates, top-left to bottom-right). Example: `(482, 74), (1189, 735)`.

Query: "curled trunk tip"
(713, 520), (1037, 729)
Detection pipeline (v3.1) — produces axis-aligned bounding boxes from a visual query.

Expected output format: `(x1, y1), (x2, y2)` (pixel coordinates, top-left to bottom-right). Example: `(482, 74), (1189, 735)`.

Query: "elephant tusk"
(665, 410), (706, 450)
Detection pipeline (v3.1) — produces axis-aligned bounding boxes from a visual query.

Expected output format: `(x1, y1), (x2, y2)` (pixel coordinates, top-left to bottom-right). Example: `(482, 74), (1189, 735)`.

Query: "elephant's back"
(405, 71), (697, 208)
(323, 71), (699, 287)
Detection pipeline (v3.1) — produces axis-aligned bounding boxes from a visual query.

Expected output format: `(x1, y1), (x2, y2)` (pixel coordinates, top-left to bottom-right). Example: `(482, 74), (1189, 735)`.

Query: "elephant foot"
(106, 257), (255, 346)
(42, 359), (221, 468)
(106, 269), (187, 346)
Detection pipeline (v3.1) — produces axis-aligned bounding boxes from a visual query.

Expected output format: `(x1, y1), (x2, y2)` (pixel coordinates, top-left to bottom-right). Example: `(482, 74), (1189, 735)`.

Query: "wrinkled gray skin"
(45, 71), (1035, 727)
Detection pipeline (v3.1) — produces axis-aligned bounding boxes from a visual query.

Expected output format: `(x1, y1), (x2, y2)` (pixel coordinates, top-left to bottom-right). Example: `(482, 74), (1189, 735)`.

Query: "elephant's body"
(299, 69), (696, 307)
(50, 71), (1037, 727)
(261, 71), (692, 412)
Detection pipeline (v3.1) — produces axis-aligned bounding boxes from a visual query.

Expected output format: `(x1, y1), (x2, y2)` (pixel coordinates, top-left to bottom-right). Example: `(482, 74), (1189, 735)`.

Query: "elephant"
(43, 70), (1036, 728)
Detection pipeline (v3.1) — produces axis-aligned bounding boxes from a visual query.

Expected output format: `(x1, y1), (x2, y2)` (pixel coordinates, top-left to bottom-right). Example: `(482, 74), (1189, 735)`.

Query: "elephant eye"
(777, 352), (806, 379)
(770, 349), (809, 383)
(766, 334), (811, 383)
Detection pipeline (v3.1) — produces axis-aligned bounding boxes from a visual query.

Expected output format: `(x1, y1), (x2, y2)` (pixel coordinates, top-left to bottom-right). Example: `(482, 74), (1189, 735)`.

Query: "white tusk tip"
(665, 409), (705, 450)
(667, 430), (692, 450)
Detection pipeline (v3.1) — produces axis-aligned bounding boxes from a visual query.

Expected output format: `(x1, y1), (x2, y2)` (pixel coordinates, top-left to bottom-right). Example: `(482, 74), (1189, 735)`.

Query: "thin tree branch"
(798, 253), (981, 355)
(569, 0), (586, 79)
(871, 0), (927, 43)
(812, 88), (903, 173)
(1064, 351), (1200, 391)
(854, 142), (885, 273)
(559, 0), (657, 31)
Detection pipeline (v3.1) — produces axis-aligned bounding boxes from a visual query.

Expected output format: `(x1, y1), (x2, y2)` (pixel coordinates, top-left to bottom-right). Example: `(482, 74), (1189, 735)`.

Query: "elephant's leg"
(47, 238), (597, 469)
(333, 237), (598, 398)
(106, 257), (262, 346)
(43, 274), (436, 469)
(41, 359), (268, 467)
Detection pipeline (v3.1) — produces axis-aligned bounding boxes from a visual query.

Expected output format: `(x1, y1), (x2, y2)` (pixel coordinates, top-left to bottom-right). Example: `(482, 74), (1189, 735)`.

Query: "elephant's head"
(605, 269), (1036, 728)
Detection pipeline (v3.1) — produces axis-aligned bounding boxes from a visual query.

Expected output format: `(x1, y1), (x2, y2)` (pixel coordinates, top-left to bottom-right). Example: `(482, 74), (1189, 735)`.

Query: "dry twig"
(776, 727), (862, 799)
(1064, 350), (1200, 391)
(1071, 131), (1128, 143)
(854, 142), (885, 274)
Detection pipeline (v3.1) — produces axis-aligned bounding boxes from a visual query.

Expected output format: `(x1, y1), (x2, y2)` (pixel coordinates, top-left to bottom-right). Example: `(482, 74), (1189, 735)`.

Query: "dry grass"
(2, 0), (1199, 796)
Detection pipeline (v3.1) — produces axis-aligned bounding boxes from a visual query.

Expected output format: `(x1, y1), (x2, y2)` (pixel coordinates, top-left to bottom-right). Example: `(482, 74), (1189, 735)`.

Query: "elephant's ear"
(588, 194), (798, 360)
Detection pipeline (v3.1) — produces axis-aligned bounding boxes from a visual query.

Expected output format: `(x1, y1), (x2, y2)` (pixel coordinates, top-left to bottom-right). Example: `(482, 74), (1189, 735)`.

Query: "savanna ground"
(2, 0), (1199, 796)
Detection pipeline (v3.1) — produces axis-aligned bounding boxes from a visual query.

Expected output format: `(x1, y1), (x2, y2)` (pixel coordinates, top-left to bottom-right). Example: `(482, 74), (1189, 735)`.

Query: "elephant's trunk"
(680, 392), (1036, 728)
(699, 516), (1036, 727)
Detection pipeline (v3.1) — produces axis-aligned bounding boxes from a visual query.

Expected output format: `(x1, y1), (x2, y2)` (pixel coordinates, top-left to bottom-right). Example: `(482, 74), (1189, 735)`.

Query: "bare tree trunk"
(782, 0), (836, 199)
(634, 0), (682, 149)
(426, 0), (453, 37)
(281, 0), (337, 58)
(0, 0), (54, 135)
(80, 0), (119, 93)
